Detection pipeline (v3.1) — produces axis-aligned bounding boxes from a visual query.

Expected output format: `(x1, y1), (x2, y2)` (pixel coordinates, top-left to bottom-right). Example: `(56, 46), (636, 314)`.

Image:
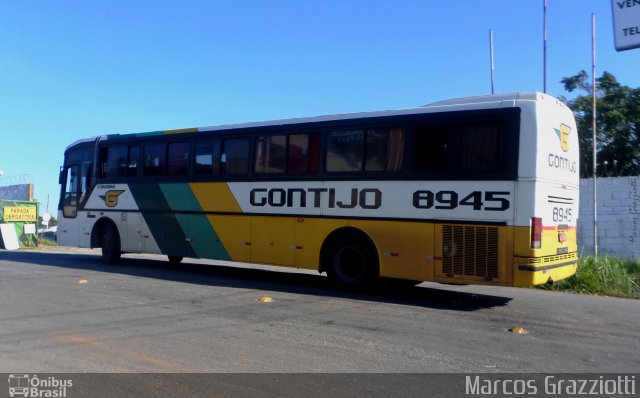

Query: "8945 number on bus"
(412, 191), (510, 211)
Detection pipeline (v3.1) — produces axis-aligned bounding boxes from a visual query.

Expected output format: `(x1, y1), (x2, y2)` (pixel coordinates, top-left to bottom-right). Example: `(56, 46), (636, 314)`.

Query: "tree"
(560, 71), (640, 178)
(38, 215), (57, 228)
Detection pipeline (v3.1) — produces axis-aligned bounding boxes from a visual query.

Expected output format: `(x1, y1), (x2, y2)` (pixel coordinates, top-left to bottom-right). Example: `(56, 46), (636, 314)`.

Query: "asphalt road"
(1, 247), (639, 395)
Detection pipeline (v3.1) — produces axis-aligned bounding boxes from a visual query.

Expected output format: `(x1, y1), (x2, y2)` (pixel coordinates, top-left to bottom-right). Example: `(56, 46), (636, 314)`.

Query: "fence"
(578, 176), (640, 261)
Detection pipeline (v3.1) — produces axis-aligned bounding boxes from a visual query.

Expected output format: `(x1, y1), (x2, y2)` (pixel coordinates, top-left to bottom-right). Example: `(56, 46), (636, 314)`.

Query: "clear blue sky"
(1, 1), (639, 215)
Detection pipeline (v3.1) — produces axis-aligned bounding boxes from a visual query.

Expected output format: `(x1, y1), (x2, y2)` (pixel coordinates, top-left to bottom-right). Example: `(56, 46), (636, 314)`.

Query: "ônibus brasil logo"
(8, 374), (73, 397)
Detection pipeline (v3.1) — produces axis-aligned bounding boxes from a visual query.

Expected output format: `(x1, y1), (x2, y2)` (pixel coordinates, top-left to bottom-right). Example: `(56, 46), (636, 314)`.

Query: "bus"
(58, 92), (579, 288)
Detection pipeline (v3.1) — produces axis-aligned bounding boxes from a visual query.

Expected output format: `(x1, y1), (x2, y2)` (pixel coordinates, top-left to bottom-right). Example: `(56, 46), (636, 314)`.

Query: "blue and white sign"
(612, 0), (640, 51)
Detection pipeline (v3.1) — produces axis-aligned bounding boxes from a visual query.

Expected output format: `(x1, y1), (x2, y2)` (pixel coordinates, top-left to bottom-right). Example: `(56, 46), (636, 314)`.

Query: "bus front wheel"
(101, 223), (121, 264)
(325, 235), (377, 289)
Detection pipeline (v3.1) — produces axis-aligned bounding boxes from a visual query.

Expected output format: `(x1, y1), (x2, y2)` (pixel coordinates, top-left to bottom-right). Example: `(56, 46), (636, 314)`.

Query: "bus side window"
(99, 148), (109, 178)
(414, 121), (505, 173)
(107, 145), (128, 178)
(368, 128), (405, 172)
(253, 132), (320, 174)
(460, 123), (505, 170)
(255, 135), (286, 174)
(167, 141), (190, 176)
(221, 138), (248, 175)
(414, 125), (457, 171)
(308, 133), (320, 174)
(288, 133), (318, 174)
(143, 143), (166, 176)
(386, 127), (404, 172)
(326, 128), (403, 173)
(364, 129), (387, 172)
(194, 139), (220, 176)
(326, 130), (364, 172)
(127, 146), (140, 177)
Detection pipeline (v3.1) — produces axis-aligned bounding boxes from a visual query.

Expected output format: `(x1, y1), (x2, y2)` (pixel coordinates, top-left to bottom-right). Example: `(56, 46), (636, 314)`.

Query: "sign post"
(612, 0), (640, 51)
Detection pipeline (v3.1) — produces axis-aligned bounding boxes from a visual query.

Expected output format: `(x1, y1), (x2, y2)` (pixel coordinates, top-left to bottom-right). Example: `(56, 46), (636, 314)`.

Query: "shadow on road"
(1, 250), (511, 311)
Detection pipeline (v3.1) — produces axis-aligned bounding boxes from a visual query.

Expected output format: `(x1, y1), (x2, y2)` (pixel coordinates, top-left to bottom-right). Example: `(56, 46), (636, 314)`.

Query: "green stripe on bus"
(128, 183), (196, 258)
(105, 131), (166, 141)
(159, 183), (231, 260)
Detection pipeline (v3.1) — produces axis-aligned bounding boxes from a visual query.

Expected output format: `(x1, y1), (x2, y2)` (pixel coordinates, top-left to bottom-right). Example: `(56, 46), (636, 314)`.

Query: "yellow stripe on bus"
(206, 214), (250, 262)
(349, 220), (435, 282)
(164, 128), (198, 135)
(190, 182), (243, 213)
(187, 180), (579, 287)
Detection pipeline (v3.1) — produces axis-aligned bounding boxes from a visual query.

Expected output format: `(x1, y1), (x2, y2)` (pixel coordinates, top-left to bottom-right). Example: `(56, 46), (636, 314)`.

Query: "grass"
(36, 238), (58, 246)
(542, 256), (640, 298)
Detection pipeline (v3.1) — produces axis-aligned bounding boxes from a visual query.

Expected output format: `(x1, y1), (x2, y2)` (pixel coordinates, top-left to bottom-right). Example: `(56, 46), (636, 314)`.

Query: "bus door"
(125, 212), (146, 253)
(59, 160), (92, 246)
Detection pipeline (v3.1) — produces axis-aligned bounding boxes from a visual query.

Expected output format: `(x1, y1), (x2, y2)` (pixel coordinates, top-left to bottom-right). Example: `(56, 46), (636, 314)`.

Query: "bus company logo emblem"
(100, 190), (125, 207)
(554, 124), (571, 152)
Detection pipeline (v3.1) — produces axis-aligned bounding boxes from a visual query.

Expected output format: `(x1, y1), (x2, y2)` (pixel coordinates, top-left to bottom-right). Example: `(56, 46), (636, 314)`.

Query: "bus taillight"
(531, 217), (542, 249)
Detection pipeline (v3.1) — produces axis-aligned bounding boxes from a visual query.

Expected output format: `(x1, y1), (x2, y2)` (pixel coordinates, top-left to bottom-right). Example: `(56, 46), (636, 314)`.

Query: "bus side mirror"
(59, 167), (65, 185)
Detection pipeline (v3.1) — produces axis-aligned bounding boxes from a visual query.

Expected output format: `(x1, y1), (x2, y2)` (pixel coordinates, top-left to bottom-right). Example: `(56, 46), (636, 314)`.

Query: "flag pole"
(489, 29), (495, 94)
(592, 13), (598, 257)
(543, 0), (548, 93)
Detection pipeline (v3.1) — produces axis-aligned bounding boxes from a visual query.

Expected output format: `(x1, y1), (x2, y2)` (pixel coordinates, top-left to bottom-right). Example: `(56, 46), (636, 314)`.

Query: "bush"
(546, 256), (640, 298)
(37, 238), (58, 246)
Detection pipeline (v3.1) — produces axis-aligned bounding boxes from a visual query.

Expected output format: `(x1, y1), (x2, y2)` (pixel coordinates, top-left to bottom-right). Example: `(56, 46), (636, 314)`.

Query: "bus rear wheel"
(101, 223), (121, 264)
(325, 235), (377, 289)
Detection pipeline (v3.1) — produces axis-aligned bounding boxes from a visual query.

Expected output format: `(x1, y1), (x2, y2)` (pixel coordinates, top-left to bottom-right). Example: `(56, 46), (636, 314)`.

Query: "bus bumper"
(513, 255), (578, 286)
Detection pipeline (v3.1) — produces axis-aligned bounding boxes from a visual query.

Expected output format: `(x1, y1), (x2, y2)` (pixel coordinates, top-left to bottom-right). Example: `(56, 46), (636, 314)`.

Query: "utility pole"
(592, 13), (598, 257)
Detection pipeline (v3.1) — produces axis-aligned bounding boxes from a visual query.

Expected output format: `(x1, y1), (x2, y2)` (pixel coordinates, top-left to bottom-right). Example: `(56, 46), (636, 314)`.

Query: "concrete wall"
(578, 176), (640, 261)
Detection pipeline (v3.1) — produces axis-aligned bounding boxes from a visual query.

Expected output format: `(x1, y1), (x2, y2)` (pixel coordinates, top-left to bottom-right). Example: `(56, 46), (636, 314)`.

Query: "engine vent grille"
(442, 225), (499, 280)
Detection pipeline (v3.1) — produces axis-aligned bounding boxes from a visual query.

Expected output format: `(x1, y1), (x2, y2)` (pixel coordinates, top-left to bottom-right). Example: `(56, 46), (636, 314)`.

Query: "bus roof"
(66, 92), (547, 151)
(194, 92), (541, 133)
(425, 92), (540, 107)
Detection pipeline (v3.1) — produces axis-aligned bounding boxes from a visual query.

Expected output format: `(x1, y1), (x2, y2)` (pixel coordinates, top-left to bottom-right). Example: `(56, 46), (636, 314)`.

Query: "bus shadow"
(3, 250), (512, 311)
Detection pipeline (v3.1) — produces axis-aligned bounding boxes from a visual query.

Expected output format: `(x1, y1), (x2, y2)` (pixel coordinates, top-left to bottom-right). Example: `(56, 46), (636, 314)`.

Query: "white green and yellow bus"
(58, 92), (579, 288)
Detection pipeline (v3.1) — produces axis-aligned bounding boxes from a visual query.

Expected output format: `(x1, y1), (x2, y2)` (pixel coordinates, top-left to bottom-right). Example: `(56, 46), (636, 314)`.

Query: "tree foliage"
(560, 71), (640, 177)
